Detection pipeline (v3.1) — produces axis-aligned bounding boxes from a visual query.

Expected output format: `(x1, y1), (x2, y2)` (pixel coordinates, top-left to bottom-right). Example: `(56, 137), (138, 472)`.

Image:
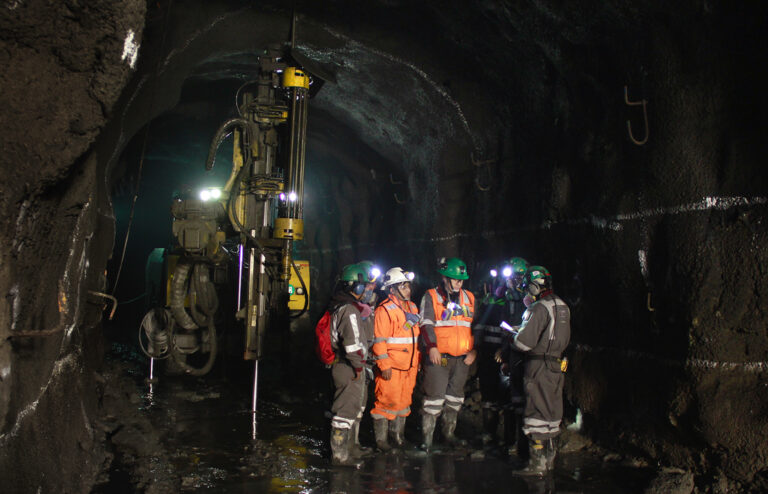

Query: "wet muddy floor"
(94, 342), (657, 493)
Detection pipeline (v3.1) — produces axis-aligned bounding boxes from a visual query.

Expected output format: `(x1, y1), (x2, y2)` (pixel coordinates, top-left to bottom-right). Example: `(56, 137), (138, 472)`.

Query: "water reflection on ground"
(131, 374), (654, 493)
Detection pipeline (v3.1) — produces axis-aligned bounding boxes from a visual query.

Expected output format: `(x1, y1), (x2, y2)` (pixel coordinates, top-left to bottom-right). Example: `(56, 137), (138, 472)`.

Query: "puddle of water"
(117, 372), (655, 493)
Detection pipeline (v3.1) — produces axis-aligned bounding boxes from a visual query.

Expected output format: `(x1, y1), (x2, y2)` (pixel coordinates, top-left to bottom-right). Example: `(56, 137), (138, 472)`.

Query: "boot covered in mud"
(331, 427), (363, 468)
(421, 413), (437, 451)
(544, 436), (558, 471)
(512, 437), (547, 476)
(481, 407), (499, 447)
(350, 419), (372, 458)
(373, 418), (391, 452)
(389, 416), (406, 448)
(440, 408), (467, 448)
(503, 409), (520, 455)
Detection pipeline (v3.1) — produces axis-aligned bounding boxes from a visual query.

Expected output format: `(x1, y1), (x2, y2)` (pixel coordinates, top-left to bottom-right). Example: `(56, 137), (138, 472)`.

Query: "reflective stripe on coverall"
(513, 294), (571, 440)
(419, 287), (477, 416)
(371, 295), (420, 420)
(331, 303), (374, 429)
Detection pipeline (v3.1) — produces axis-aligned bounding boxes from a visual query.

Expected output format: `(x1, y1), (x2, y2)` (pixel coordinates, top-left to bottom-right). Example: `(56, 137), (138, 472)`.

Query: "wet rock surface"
(91, 341), (661, 493)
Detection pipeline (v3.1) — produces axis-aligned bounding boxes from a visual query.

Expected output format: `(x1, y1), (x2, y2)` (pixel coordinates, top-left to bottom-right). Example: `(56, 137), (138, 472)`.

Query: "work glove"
(405, 312), (421, 324)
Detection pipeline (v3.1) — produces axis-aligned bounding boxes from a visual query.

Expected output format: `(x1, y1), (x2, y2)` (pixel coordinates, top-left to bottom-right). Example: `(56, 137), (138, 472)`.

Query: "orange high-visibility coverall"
(371, 294), (420, 420)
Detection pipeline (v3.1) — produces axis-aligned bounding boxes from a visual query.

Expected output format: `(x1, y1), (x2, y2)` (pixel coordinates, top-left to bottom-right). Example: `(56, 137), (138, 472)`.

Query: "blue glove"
(405, 312), (421, 324)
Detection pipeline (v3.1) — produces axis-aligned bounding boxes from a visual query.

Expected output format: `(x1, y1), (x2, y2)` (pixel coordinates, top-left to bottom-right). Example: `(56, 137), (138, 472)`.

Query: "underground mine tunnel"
(1, 1), (767, 492)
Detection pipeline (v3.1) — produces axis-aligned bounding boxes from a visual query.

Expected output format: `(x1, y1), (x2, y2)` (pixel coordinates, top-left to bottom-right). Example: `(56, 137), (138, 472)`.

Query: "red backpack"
(314, 310), (336, 365)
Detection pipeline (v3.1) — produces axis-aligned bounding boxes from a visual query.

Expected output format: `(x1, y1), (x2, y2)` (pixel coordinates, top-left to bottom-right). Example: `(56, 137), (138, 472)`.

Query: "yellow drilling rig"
(141, 42), (327, 407)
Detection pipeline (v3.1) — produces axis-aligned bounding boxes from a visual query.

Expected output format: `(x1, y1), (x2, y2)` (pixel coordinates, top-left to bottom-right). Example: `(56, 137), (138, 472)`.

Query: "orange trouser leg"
(371, 366), (419, 420)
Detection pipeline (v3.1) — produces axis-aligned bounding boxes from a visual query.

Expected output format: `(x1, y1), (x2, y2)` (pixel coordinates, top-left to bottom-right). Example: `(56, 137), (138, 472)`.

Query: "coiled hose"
(169, 258), (220, 376)
(170, 318), (218, 376)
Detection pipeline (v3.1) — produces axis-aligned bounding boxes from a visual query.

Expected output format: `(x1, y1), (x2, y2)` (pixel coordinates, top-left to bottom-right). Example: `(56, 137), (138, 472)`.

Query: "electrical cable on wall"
(111, 0), (175, 296)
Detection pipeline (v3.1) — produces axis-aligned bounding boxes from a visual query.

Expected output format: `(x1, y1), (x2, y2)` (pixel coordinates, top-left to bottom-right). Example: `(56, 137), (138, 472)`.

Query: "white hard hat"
(382, 267), (415, 288)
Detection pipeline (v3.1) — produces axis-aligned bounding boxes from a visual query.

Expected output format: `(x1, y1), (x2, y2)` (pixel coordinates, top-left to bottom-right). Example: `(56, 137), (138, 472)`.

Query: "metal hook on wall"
(389, 173), (403, 185)
(471, 152), (495, 191)
(475, 175), (491, 192)
(88, 290), (118, 320)
(471, 152), (495, 168)
(646, 292), (656, 312)
(624, 85), (649, 145)
(393, 192), (408, 204)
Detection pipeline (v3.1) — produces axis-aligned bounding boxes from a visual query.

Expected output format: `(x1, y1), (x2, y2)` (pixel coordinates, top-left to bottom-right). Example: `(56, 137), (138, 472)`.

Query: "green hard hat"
(357, 260), (382, 283)
(340, 263), (368, 284)
(523, 265), (552, 288)
(507, 257), (529, 275)
(438, 257), (469, 280)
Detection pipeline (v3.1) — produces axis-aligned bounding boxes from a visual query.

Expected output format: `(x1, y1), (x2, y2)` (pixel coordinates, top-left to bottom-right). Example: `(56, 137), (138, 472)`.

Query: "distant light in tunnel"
(502, 266), (512, 278)
(199, 189), (211, 201)
(490, 269), (498, 278)
(279, 192), (286, 201)
(210, 188), (222, 199)
(288, 191), (297, 202)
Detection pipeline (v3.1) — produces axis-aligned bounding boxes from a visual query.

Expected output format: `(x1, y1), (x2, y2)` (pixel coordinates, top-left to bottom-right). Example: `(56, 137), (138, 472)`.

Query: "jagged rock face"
(0, 1), (146, 492)
(1, 0), (767, 491)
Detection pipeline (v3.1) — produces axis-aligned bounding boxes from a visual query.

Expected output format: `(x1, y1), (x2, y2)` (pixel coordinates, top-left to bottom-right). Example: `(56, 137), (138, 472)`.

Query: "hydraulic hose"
(227, 157), (279, 280)
(170, 258), (198, 330)
(170, 318), (218, 376)
(206, 118), (251, 171)
(189, 263), (219, 327)
(138, 307), (172, 359)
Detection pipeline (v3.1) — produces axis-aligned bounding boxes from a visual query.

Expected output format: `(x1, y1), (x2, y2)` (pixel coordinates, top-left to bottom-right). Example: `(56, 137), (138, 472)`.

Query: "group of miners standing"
(323, 256), (571, 476)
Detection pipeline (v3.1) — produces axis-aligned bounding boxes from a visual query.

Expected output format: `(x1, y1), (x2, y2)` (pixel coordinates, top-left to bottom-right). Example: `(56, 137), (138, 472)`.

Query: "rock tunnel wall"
(0, 1), (146, 492)
(1, 0), (767, 491)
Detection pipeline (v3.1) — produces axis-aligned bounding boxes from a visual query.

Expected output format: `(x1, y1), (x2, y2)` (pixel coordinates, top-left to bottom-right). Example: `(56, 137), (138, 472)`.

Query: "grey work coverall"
(419, 288), (479, 416)
(513, 293), (571, 440)
(330, 302), (374, 430)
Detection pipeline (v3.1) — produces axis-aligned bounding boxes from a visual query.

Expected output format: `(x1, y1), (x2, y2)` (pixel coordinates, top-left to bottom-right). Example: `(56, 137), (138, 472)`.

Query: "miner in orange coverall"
(370, 267), (421, 451)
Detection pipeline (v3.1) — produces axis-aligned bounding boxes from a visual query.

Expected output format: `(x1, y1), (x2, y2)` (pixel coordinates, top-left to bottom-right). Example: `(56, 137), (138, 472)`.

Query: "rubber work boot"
(374, 418), (391, 452)
(421, 413), (437, 451)
(441, 408), (467, 448)
(350, 419), (372, 458)
(389, 416), (406, 448)
(515, 414), (529, 460)
(512, 438), (547, 476)
(481, 407), (499, 446)
(502, 409), (517, 454)
(544, 437), (558, 471)
(331, 428), (363, 468)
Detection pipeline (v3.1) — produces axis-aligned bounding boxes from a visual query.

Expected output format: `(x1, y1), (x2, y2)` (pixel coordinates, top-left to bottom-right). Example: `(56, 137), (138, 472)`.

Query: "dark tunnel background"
(1, 1), (768, 492)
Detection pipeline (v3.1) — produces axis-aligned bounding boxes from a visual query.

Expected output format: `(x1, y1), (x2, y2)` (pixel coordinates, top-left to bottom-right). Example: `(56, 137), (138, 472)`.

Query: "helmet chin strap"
(392, 284), (409, 302)
(443, 278), (459, 295)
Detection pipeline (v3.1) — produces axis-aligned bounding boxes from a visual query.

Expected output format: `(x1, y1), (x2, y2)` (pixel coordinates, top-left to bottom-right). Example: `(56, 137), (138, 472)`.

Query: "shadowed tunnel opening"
(1, 1), (768, 492)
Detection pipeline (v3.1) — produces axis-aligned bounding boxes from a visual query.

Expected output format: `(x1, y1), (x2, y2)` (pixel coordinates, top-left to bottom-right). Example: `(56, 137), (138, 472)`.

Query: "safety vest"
(372, 295), (420, 370)
(426, 288), (475, 356)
